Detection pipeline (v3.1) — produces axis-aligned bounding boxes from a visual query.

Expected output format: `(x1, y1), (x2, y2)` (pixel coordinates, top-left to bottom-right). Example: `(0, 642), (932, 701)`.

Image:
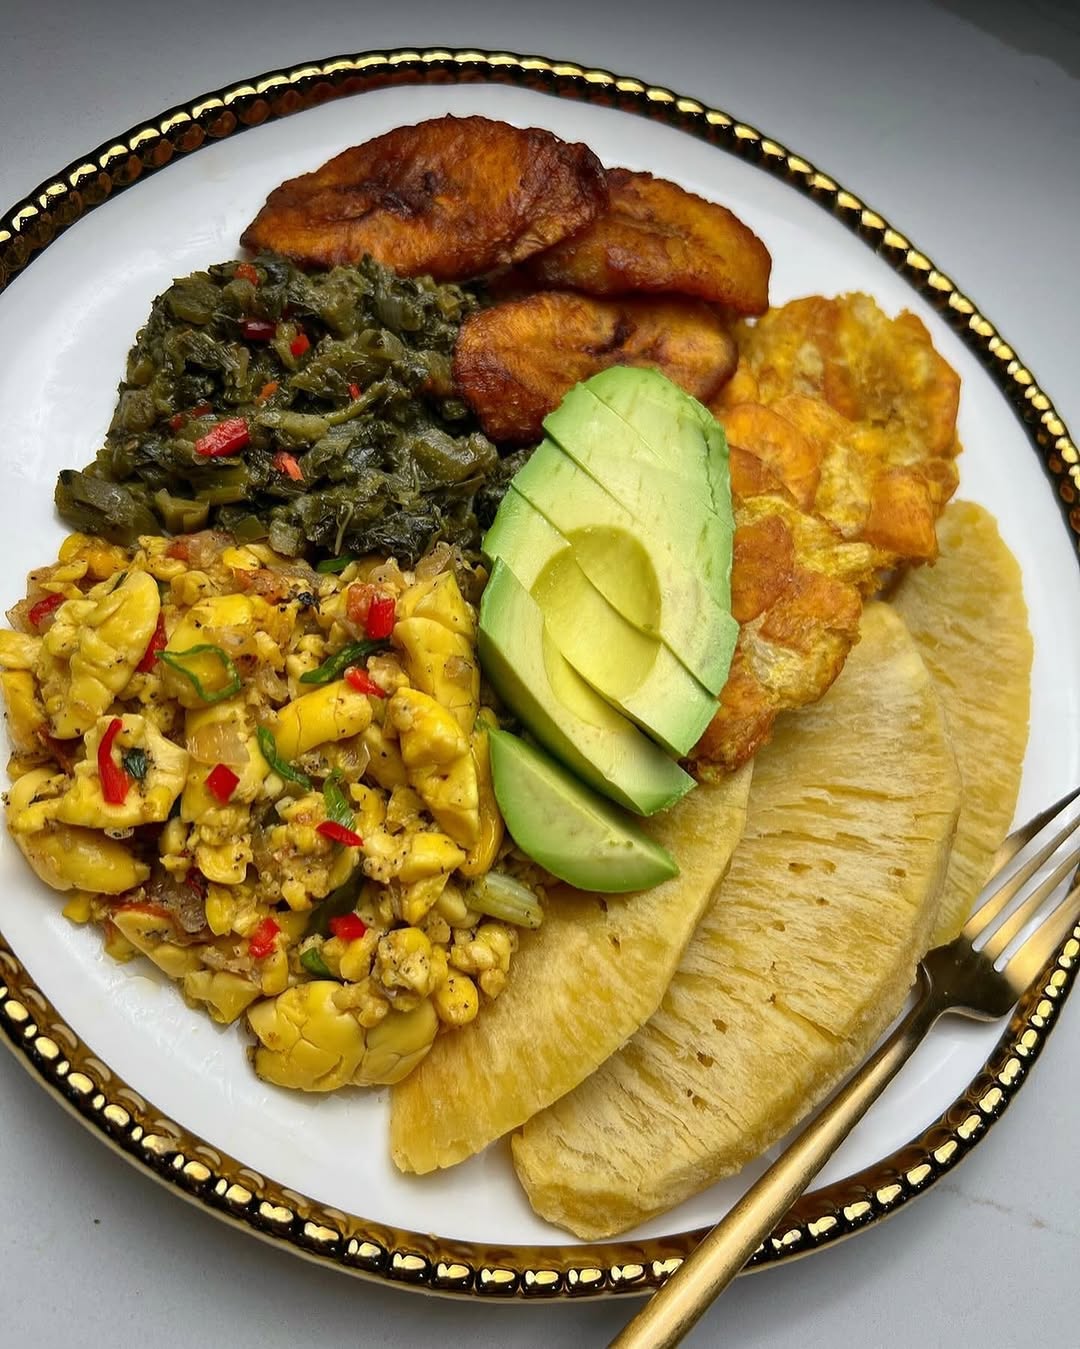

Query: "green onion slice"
(256, 725), (312, 791)
(315, 555), (355, 574)
(159, 644), (242, 704)
(299, 638), (388, 686)
(306, 875), (364, 937)
(322, 771), (355, 829)
(300, 947), (333, 978)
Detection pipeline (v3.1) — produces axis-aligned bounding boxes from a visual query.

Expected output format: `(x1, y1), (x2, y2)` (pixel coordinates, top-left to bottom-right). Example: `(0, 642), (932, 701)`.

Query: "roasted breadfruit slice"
(893, 500), (1032, 943)
(520, 168), (771, 315)
(389, 763), (752, 1174)
(512, 603), (961, 1238)
(240, 115), (607, 279)
(453, 291), (737, 444)
(715, 294), (962, 564)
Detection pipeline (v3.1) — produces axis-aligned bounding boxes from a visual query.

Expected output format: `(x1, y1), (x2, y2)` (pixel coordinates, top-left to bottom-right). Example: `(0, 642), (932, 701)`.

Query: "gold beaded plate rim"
(0, 48), (1077, 1301)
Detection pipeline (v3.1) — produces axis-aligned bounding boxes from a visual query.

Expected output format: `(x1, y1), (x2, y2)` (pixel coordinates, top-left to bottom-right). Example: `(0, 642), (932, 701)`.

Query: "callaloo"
(55, 253), (507, 566)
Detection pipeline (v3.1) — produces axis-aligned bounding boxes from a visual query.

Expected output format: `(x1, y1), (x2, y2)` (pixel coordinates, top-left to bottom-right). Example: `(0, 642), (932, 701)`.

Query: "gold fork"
(611, 786), (1080, 1349)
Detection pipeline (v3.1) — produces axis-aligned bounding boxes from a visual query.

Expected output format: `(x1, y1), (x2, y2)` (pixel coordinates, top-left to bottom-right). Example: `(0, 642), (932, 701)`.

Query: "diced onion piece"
(187, 719), (250, 768)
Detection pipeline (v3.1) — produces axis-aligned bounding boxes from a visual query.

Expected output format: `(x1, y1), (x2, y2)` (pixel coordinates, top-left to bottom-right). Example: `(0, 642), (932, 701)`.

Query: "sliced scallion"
(256, 725), (312, 791)
(322, 771), (355, 829)
(159, 644), (242, 704)
(300, 947), (333, 978)
(315, 555), (355, 574)
(299, 638), (388, 686)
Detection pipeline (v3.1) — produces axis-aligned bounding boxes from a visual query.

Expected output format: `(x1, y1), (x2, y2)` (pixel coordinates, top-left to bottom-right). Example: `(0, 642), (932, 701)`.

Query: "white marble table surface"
(1, 1), (1077, 1344)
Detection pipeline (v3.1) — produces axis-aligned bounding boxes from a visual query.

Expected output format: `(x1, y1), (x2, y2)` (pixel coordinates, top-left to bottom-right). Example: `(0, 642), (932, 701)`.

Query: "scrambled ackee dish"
(0, 530), (545, 1090)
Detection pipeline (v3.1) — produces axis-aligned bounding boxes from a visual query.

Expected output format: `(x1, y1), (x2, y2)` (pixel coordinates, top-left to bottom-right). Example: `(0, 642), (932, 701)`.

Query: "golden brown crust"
(730, 513), (796, 623)
(721, 402), (823, 511)
(714, 293), (961, 565)
(692, 648), (778, 773)
(520, 168), (771, 315)
(863, 468), (942, 559)
(240, 116), (608, 280)
(695, 291), (964, 773)
(452, 291), (738, 444)
(727, 444), (785, 499)
(690, 493), (878, 777)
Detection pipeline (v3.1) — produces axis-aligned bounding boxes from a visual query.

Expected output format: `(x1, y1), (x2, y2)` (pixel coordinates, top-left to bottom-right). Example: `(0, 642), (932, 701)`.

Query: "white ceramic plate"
(0, 54), (1077, 1290)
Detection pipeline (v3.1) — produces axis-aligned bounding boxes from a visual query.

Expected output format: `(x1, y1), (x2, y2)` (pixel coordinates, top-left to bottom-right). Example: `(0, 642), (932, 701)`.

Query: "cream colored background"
(0, 1), (1077, 1344)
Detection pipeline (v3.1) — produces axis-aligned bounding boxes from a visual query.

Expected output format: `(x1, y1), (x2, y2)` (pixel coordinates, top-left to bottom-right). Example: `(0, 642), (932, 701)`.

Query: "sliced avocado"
(483, 489), (717, 756)
(546, 380), (726, 504)
(543, 377), (733, 608)
(478, 559), (695, 816)
(488, 728), (679, 893)
(510, 443), (738, 693)
(583, 366), (734, 518)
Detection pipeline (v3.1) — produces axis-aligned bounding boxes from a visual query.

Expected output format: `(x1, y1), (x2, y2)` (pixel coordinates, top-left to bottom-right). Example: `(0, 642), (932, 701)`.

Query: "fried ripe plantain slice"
(715, 294), (961, 563)
(520, 169), (771, 315)
(240, 116), (608, 279)
(453, 291), (737, 443)
(688, 488), (883, 776)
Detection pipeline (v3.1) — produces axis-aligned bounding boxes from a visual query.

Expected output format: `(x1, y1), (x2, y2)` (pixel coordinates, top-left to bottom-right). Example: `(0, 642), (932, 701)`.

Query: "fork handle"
(610, 980), (940, 1349)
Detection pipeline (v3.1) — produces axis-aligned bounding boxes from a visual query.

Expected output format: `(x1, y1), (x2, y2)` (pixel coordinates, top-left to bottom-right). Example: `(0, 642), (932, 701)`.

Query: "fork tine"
(1001, 876), (1080, 996)
(964, 808), (1080, 942)
(980, 846), (1080, 961)
(990, 784), (1080, 876)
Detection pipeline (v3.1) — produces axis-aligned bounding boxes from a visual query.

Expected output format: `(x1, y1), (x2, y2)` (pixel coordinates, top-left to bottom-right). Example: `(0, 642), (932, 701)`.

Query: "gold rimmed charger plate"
(0, 47), (1077, 1300)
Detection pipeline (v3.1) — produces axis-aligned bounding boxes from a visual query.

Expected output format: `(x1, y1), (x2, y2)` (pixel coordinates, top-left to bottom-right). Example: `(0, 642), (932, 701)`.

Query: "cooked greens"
(56, 254), (506, 565)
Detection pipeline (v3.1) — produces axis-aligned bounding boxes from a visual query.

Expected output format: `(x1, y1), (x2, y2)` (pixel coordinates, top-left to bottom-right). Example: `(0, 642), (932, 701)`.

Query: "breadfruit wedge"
(389, 764), (752, 1173)
(512, 603), (961, 1238)
(892, 500), (1032, 943)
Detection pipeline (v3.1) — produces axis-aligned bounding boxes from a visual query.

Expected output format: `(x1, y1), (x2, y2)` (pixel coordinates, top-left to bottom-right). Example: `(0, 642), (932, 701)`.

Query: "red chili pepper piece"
(248, 916), (280, 960)
(272, 449), (304, 482)
(258, 380), (279, 402)
(195, 418), (250, 458)
(235, 261), (259, 286)
(28, 591), (64, 628)
(365, 595), (396, 640)
(97, 718), (130, 805)
(191, 401), (213, 419)
(289, 332), (311, 358)
(241, 317), (277, 341)
(206, 762), (240, 804)
(168, 412), (186, 433)
(316, 820), (364, 848)
(348, 383), (361, 400)
(136, 611), (168, 672)
(328, 913), (367, 942)
(344, 666), (385, 698)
